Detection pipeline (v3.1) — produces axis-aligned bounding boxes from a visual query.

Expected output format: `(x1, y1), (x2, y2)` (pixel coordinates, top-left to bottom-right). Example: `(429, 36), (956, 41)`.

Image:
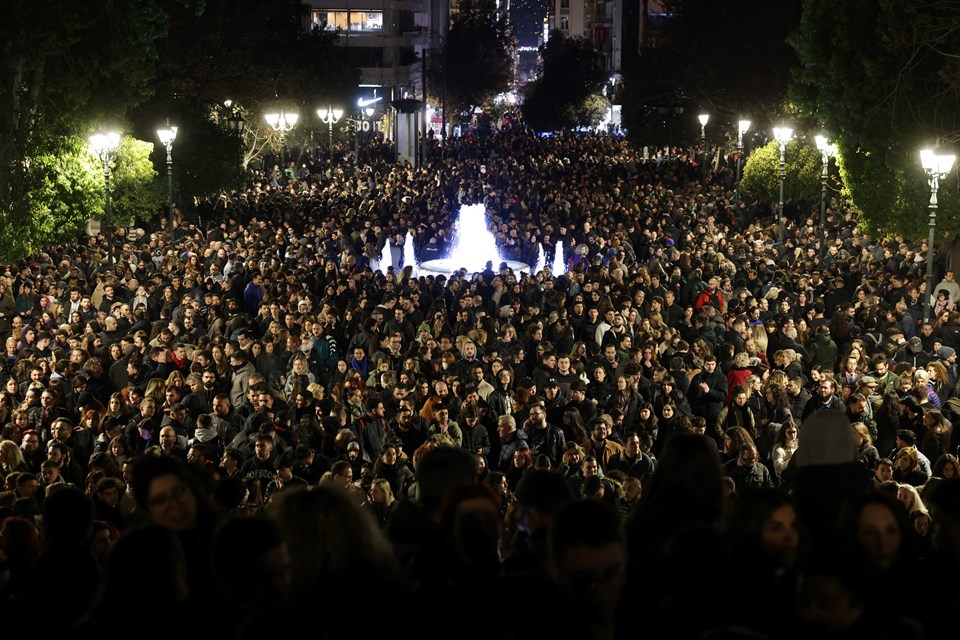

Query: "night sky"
(511, 0), (550, 47)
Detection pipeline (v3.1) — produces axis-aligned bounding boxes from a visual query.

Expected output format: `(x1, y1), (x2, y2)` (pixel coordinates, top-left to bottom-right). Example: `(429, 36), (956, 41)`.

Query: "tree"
(789, 0), (960, 239)
(0, 137), (104, 262)
(112, 137), (163, 227)
(622, 0), (802, 145)
(142, 0), (358, 195)
(0, 0), (173, 260)
(522, 31), (607, 132)
(740, 139), (823, 206)
(426, 0), (514, 128)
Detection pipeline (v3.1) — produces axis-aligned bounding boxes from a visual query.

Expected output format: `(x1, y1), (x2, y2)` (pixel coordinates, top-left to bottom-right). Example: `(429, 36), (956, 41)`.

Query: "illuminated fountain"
(378, 240), (392, 275)
(418, 203), (531, 275)
(552, 239), (566, 276)
(533, 242), (545, 274)
(403, 231), (418, 278)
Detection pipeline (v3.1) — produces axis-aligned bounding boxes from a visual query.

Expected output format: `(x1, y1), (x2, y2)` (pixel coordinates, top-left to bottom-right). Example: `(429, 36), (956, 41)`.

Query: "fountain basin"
(418, 258), (532, 276)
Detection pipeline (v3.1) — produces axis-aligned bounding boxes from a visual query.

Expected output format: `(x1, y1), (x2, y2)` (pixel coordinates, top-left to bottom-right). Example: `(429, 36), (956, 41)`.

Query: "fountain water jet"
(403, 231), (418, 278)
(552, 239), (566, 276)
(378, 239), (392, 275)
(418, 203), (530, 275)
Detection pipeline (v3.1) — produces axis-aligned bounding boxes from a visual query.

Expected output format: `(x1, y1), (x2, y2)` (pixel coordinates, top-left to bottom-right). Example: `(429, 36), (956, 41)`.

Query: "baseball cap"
(908, 336), (923, 354)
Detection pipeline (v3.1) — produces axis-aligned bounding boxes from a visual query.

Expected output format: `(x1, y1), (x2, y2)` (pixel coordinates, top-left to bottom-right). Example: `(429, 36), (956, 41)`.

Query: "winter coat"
(808, 334), (839, 372)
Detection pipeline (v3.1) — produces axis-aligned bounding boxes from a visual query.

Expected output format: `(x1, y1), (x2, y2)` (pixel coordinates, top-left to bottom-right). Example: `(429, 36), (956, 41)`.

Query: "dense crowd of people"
(0, 119), (958, 638)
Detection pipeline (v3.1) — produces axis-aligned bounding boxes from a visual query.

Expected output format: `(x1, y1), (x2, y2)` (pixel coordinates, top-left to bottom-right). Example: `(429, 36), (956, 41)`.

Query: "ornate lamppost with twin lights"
(815, 134), (837, 259)
(156, 120), (178, 242)
(89, 129), (121, 255)
(735, 119), (751, 207)
(265, 109), (298, 172)
(225, 99), (246, 190)
(920, 147), (957, 322)
(317, 106), (343, 160)
(772, 125), (793, 246)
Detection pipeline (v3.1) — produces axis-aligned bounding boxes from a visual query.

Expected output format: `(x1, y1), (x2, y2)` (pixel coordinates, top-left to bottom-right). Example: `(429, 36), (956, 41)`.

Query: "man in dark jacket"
(687, 354), (728, 441)
(459, 404), (491, 458)
(494, 415), (529, 472)
(0, 280), (17, 336)
(522, 400), (566, 466)
(353, 397), (390, 463)
(801, 378), (847, 422)
(807, 326), (838, 373)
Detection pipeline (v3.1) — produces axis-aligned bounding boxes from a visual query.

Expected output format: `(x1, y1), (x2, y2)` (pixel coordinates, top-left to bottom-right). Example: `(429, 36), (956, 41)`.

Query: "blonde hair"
(898, 483), (928, 517)
(851, 422), (873, 446)
(370, 478), (395, 506)
(0, 440), (25, 471)
(925, 360), (949, 386)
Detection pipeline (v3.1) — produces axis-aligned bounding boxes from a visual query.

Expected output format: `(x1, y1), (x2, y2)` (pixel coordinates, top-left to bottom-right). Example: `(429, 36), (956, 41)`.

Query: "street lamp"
(735, 119), (751, 207)
(920, 147), (957, 322)
(156, 120), (178, 242)
(226, 105), (246, 190)
(316, 106), (344, 156)
(815, 134), (837, 259)
(772, 125), (793, 246)
(264, 109), (298, 171)
(89, 129), (121, 256)
(698, 113), (709, 146)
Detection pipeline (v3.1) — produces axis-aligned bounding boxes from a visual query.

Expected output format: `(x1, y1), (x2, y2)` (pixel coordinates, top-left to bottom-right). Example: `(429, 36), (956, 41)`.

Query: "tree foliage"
(0, 0), (361, 262)
(789, 0), (960, 239)
(426, 0), (514, 124)
(622, 0), (802, 145)
(142, 0), (358, 195)
(154, 0), (356, 112)
(0, 137), (104, 261)
(522, 31), (607, 132)
(740, 139), (824, 206)
(0, 0), (173, 259)
(112, 137), (162, 226)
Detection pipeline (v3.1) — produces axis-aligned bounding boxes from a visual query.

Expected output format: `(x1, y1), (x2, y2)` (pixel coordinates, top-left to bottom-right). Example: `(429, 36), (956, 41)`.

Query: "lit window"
(311, 10), (383, 33)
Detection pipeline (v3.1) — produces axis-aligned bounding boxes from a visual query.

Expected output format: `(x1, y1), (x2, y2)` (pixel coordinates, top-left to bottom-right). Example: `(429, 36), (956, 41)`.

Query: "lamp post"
(317, 106), (344, 159)
(264, 109), (298, 172)
(89, 129), (121, 256)
(698, 113), (709, 147)
(773, 125), (793, 246)
(156, 120), (178, 242)
(920, 147), (957, 322)
(735, 119), (751, 207)
(226, 104), (246, 191)
(815, 134), (837, 259)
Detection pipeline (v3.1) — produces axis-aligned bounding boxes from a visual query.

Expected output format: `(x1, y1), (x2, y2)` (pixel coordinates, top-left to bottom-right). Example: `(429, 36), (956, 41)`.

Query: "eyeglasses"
(146, 482), (191, 510)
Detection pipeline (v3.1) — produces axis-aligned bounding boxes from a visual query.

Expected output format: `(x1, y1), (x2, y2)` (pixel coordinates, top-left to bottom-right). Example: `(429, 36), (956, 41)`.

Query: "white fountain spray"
(403, 231), (418, 278)
(418, 203), (531, 275)
(533, 242), (545, 274)
(447, 203), (503, 273)
(378, 239), (392, 275)
(552, 239), (566, 276)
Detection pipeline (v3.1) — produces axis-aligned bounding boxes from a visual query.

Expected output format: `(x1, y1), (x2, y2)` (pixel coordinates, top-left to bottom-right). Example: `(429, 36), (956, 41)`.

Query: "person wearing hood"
(785, 411), (872, 547)
(0, 279), (16, 336)
(227, 349), (256, 409)
(807, 325), (838, 373)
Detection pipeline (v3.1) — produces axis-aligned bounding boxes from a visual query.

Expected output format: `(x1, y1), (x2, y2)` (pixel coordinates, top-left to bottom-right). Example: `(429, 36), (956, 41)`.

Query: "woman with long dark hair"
(873, 389), (904, 456)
